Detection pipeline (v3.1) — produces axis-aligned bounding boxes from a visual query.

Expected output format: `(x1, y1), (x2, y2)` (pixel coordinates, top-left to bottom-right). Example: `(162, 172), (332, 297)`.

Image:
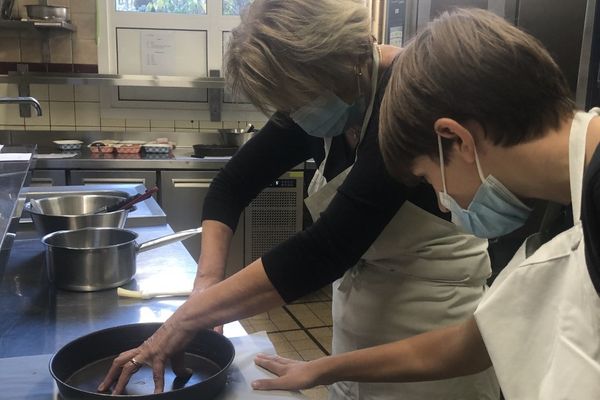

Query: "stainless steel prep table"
(31, 148), (313, 171)
(0, 224), (210, 358)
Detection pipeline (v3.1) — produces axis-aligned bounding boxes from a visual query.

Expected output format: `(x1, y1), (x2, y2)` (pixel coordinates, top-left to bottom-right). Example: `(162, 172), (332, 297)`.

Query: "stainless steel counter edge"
(32, 148), (314, 170)
(0, 223), (199, 358)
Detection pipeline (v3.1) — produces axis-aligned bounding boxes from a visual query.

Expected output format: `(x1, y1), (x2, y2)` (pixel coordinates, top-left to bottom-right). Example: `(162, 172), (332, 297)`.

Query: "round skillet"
(50, 323), (235, 399)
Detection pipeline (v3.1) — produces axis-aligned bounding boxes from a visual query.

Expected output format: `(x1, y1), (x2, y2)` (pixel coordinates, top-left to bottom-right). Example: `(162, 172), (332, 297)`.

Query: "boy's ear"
(434, 118), (478, 164)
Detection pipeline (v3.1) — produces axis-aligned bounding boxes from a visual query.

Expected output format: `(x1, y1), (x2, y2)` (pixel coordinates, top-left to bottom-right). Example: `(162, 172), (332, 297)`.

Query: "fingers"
(254, 353), (294, 376)
(214, 325), (224, 334)
(252, 376), (292, 391)
(171, 351), (193, 378)
(97, 349), (137, 393)
(153, 359), (166, 394)
(112, 355), (145, 395)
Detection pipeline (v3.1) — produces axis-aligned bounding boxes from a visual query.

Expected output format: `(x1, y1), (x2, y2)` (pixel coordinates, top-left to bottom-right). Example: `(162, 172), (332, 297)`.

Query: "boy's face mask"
(437, 135), (532, 238)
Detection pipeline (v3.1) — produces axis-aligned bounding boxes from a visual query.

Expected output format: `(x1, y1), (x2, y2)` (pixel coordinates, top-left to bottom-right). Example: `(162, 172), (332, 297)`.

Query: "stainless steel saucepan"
(42, 227), (202, 292)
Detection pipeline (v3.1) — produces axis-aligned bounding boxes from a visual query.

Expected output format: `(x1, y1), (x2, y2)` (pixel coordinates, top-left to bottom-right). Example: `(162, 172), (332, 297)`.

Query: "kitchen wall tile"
(30, 84), (49, 101)
(101, 118), (125, 127)
(198, 121), (223, 129)
(150, 120), (175, 130)
(47, 0), (70, 7)
(174, 128), (198, 134)
(25, 101), (50, 126)
(50, 125), (76, 131)
(0, 124), (25, 131)
(49, 84), (74, 101)
(175, 120), (199, 129)
(126, 119), (150, 128)
(125, 126), (149, 132)
(0, 38), (20, 62)
(75, 102), (100, 127)
(0, 104), (25, 125)
(222, 121), (240, 129)
(74, 85), (100, 102)
(20, 37), (43, 63)
(73, 39), (97, 64)
(71, 13), (96, 40)
(70, 0), (95, 13)
(49, 101), (75, 125)
(49, 34), (73, 64)
(0, 83), (19, 97)
(24, 125), (51, 131)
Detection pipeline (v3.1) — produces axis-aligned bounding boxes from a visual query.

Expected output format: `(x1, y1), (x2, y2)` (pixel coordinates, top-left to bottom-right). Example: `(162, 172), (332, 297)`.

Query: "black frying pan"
(50, 323), (235, 399)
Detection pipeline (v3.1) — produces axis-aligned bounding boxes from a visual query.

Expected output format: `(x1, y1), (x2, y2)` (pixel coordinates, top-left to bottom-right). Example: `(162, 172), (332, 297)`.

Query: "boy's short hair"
(379, 8), (575, 181)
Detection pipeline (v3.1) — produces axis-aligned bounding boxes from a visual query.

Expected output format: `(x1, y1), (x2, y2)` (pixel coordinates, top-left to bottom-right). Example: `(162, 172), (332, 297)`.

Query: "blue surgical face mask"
(437, 136), (532, 238)
(291, 91), (364, 138)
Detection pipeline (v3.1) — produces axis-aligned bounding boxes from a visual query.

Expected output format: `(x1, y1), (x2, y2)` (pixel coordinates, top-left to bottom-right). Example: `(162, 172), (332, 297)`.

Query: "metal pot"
(26, 5), (68, 21)
(50, 323), (234, 399)
(217, 124), (256, 147)
(42, 227), (202, 291)
(25, 195), (134, 236)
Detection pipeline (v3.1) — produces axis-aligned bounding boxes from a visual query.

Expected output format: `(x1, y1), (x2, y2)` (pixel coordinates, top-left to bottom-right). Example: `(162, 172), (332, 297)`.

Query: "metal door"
(69, 170), (157, 195)
(160, 171), (244, 277)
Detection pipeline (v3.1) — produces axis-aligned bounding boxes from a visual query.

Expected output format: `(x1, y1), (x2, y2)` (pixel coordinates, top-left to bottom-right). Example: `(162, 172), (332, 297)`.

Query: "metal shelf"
(0, 19), (76, 31)
(0, 72), (225, 89)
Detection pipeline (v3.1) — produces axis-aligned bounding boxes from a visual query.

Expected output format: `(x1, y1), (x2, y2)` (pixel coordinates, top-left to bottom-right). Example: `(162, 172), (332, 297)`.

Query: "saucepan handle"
(136, 227), (202, 254)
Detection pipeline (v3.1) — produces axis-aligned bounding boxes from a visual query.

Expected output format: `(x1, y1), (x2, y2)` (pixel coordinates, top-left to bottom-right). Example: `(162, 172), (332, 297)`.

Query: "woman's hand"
(97, 322), (194, 395)
(252, 353), (322, 391)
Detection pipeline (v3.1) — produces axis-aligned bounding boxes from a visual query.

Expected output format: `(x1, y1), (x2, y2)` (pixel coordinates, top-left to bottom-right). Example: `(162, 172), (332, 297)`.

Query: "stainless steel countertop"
(31, 148), (314, 171)
(0, 224), (200, 358)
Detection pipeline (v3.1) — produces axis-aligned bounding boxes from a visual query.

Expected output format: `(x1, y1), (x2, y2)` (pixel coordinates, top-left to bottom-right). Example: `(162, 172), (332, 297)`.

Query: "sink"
(16, 184), (167, 238)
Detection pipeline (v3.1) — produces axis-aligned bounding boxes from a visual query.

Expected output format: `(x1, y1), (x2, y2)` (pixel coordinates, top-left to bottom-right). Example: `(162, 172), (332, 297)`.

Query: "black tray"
(192, 145), (238, 158)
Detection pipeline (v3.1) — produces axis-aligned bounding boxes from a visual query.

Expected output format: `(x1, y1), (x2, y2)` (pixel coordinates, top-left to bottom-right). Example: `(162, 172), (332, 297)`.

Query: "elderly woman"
(248, 9), (600, 399)
(98, 1), (498, 398)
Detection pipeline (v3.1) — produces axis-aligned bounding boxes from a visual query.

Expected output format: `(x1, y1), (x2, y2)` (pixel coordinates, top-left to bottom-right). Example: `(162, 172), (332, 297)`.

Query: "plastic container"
(142, 144), (171, 154)
(115, 144), (141, 154)
(53, 140), (83, 151)
(89, 145), (115, 154)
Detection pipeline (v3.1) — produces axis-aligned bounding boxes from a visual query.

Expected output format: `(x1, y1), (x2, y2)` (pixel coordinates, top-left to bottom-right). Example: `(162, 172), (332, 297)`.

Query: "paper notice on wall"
(141, 31), (176, 75)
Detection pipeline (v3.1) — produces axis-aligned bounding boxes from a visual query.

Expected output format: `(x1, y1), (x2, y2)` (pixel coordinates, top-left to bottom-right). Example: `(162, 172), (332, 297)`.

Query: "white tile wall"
(0, 83), (267, 133)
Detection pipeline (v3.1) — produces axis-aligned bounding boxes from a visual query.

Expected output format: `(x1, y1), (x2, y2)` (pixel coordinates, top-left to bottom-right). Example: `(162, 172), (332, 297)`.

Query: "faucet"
(0, 97), (43, 116)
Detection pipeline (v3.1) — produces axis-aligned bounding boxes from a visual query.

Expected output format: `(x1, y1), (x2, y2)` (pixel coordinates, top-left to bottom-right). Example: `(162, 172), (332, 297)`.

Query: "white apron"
(474, 109), (600, 400)
(304, 46), (499, 400)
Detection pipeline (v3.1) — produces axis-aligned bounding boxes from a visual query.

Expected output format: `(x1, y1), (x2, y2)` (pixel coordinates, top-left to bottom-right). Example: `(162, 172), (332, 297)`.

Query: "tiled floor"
(240, 286), (333, 400)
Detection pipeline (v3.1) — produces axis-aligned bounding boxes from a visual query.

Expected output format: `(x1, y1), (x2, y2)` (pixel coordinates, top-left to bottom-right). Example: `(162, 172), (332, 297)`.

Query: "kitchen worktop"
(31, 147), (314, 170)
(0, 223), (213, 358)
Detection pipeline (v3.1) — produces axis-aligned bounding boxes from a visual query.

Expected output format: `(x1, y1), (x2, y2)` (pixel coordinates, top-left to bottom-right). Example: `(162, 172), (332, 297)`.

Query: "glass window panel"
(116, 0), (207, 15)
(222, 0), (253, 16)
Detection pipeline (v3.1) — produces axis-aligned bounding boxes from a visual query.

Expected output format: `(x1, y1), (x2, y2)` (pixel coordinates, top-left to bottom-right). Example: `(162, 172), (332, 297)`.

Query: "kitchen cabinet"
(25, 169), (66, 187)
(160, 170), (245, 277)
(161, 170), (305, 277)
(69, 170), (157, 192)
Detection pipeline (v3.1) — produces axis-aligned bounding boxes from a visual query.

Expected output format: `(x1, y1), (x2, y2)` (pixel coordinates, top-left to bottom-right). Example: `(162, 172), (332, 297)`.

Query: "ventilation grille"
(248, 188), (300, 261)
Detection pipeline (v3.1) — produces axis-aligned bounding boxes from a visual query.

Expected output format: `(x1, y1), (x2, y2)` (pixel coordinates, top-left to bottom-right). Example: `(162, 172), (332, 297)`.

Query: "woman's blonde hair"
(225, 0), (373, 116)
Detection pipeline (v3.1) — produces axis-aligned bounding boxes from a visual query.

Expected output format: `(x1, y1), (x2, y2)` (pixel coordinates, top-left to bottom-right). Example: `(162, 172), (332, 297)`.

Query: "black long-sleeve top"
(202, 64), (447, 302)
